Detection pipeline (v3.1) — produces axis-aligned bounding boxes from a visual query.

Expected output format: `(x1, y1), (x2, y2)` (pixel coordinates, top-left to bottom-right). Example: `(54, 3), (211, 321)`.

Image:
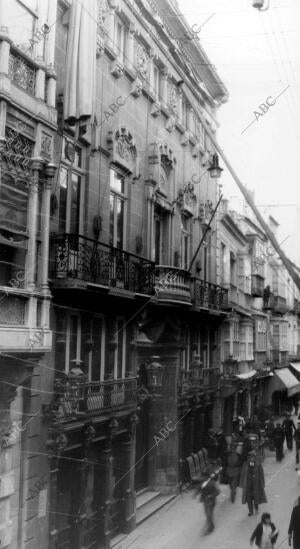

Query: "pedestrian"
(252, 415), (262, 438)
(273, 424), (285, 462)
(250, 512), (279, 549)
(293, 422), (300, 469)
(283, 413), (296, 451)
(203, 429), (218, 460)
(194, 468), (220, 535)
(226, 442), (242, 503)
(288, 497), (300, 549)
(264, 417), (275, 451)
(240, 451), (267, 516)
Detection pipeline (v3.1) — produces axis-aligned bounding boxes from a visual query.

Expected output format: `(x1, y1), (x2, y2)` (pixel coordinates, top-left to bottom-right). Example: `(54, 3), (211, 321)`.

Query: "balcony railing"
(51, 234), (155, 294)
(154, 266), (191, 305)
(202, 366), (220, 387)
(193, 279), (228, 310)
(251, 274), (264, 297)
(49, 377), (137, 422)
(263, 292), (289, 313)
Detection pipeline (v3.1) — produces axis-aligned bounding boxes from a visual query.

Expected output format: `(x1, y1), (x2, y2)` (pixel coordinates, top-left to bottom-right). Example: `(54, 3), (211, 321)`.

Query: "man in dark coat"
(194, 469), (220, 535)
(240, 451), (267, 516)
(226, 443), (242, 503)
(273, 424), (285, 462)
(203, 429), (218, 460)
(283, 414), (296, 451)
(294, 422), (300, 468)
(288, 497), (300, 549)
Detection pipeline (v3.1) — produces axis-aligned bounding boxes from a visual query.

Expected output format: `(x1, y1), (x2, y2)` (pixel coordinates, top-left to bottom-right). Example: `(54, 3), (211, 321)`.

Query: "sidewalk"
(115, 441), (300, 549)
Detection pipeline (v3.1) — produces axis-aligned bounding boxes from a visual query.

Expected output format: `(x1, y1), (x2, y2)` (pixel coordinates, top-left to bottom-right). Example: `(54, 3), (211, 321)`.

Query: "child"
(250, 513), (279, 549)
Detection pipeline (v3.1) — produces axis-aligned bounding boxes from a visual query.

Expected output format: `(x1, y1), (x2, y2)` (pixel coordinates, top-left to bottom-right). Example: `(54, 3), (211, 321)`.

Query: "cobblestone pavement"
(116, 436), (300, 549)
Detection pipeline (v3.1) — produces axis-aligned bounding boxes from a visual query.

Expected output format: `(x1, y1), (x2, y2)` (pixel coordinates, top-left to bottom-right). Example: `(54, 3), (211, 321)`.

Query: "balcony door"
(153, 205), (169, 265)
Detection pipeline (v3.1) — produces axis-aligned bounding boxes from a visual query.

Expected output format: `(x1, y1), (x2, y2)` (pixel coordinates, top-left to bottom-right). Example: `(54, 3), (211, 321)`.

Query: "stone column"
(35, 64), (46, 101)
(187, 107), (193, 131)
(0, 29), (11, 75)
(0, 0), (9, 36)
(40, 163), (56, 327)
(26, 158), (44, 291)
(46, 67), (56, 108)
(101, 441), (114, 549)
(121, 415), (138, 533)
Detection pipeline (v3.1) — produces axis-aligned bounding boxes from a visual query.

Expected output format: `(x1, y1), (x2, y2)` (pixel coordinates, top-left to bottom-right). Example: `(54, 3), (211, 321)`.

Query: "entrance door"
(55, 450), (82, 549)
(135, 397), (149, 491)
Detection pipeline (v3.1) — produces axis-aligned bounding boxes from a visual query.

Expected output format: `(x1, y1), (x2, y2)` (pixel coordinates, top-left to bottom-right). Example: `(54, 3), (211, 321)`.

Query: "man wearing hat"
(240, 451), (267, 516)
(194, 467), (220, 534)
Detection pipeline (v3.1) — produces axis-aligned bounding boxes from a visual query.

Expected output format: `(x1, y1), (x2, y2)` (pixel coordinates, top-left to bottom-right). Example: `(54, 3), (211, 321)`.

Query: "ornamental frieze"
(107, 127), (139, 176)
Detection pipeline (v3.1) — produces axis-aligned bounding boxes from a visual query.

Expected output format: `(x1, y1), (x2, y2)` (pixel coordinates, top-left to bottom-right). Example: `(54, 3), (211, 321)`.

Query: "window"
(0, 175), (28, 233)
(153, 205), (169, 264)
(256, 318), (267, 351)
(181, 216), (190, 270)
(85, 316), (106, 381)
(109, 168), (126, 249)
(58, 139), (84, 234)
(153, 64), (160, 100)
(55, 312), (106, 380)
(220, 243), (226, 285)
(106, 318), (126, 380)
(115, 18), (127, 63)
(230, 251), (236, 286)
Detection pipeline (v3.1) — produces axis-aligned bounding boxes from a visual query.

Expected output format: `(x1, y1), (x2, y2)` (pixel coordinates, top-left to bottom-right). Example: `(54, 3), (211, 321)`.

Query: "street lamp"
(145, 356), (164, 392)
(191, 153), (223, 185)
(207, 153), (223, 179)
(252, 0), (270, 11)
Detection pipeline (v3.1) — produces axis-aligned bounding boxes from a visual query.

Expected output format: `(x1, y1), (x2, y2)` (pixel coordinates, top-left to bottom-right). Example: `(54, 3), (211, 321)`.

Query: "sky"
(177, 0), (300, 264)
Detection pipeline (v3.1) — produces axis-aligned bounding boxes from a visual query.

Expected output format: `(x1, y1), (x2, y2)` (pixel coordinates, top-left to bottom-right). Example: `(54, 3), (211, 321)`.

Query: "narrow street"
(117, 438), (299, 549)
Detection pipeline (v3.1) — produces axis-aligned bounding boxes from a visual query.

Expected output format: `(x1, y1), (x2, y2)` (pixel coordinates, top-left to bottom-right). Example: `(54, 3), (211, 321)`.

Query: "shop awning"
(236, 370), (257, 381)
(274, 368), (300, 397)
(290, 362), (300, 375)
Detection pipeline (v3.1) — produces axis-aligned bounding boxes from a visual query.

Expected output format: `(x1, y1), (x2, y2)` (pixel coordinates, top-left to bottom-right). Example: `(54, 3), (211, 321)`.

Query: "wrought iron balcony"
(46, 377), (137, 423)
(251, 274), (265, 297)
(51, 234), (155, 295)
(192, 279), (228, 311)
(202, 366), (220, 387)
(294, 299), (300, 315)
(154, 265), (191, 305)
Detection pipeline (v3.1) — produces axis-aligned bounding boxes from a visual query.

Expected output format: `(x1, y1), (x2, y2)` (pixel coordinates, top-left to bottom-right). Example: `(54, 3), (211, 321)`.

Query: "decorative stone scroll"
(107, 127), (138, 175)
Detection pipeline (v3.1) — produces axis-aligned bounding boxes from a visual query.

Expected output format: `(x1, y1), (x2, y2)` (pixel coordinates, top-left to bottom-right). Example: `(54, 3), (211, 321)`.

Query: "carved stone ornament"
(165, 115), (176, 134)
(167, 83), (178, 113)
(130, 77), (143, 98)
(151, 101), (161, 118)
(192, 142), (203, 158)
(111, 60), (124, 78)
(181, 131), (190, 146)
(107, 127), (138, 175)
(199, 200), (214, 223)
(41, 132), (53, 160)
(108, 418), (119, 437)
(83, 424), (96, 447)
(97, 0), (109, 34)
(135, 44), (149, 78)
